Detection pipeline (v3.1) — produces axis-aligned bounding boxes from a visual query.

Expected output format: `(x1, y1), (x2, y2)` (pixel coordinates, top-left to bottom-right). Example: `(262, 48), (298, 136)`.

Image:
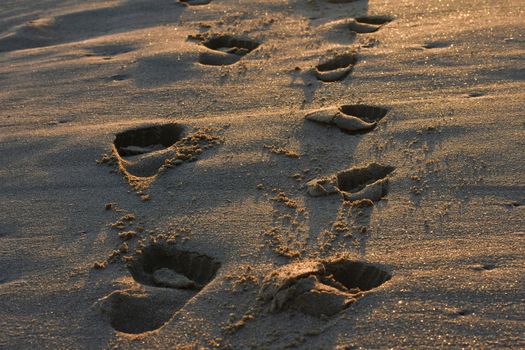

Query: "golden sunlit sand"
(0, 0), (523, 348)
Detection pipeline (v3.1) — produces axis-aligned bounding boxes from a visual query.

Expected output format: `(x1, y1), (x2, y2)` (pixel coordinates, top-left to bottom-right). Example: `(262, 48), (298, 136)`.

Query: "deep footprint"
(305, 104), (389, 134)
(99, 243), (221, 334)
(315, 53), (357, 82)
(110, 123), (222, 188)
(198, 34), (259, 66)
(307, 163), (395, 202)
(114, 124), (185, 157)
(260, 258), (391, 317)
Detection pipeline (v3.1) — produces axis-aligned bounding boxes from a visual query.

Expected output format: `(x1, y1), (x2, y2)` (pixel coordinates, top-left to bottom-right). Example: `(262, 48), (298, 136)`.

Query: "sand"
(0, 0), (524, 349)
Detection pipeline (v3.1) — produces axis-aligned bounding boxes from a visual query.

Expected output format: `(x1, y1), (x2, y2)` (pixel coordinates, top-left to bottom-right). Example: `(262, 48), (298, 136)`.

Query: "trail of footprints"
(94, 1), (399, 335)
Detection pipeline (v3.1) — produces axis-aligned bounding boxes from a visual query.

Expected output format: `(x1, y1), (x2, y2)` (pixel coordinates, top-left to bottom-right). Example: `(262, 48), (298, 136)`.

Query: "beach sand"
(0, 0), (524, 348)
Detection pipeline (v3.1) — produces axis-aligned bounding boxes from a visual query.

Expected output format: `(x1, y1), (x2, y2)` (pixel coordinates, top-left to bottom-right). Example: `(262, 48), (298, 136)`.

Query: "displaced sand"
(0, 0), (524, 348)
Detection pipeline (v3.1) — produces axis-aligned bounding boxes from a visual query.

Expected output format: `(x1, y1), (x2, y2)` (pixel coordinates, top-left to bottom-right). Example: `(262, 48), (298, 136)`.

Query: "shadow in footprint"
(128, 244), (221, 289)
(305, 104), (389, 134)
(99, 243), (220, 334)
(326, 0), (363, 3)
(114, 124), (185, 158)
(179, 0), (212, 5)
(198, 34), (260, 66)
(315, 52), (357, 82)
(422, 41), (450, 49)
(259, 258), (391, 317)
(109, 74), (129, 82)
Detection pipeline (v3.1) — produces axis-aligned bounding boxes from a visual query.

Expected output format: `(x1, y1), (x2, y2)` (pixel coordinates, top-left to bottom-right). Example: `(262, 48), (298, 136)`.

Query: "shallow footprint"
(99, 243), (221, 334)
(305, 104), (389, 134)
(198, 34), (259, 66)
(314, 52), (357, 82)
(306, 163), (395, 202)
(259, 258), (391, 317)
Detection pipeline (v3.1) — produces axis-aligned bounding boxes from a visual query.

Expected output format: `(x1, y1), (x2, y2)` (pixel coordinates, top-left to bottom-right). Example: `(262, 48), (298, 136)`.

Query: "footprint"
(110, 124), (222, 188)
(305, 104), (389, 134)
(179, 0), (212, 5)
(198, 34), (259, 66)
(306, 163), (395, 202)
(466, 92), (485, 98)
(259, 258), (391, 317)
(99, 243), (220, 334)
(347, 16), (393, 33)
(109, 74), (129, 82)
(314, 52), (357, 82)
(113, 123), (185, 179)
(470, 263), (496, 271)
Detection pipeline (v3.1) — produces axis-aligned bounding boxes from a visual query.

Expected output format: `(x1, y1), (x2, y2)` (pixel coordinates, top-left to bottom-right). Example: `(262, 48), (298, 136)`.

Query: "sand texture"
(0, 0), (524, 349)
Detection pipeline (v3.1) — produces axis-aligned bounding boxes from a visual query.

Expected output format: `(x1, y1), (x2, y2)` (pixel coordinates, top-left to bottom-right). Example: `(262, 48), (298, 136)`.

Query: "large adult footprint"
(259, 258), (391, 317)
(305, 104), (389, 134)
(110, 123), (222, 188)
(198, 34), (260, 66)
(306, 163), (395, 202)
(314, 52), (357, 82)
(98, 243), (220, 334)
